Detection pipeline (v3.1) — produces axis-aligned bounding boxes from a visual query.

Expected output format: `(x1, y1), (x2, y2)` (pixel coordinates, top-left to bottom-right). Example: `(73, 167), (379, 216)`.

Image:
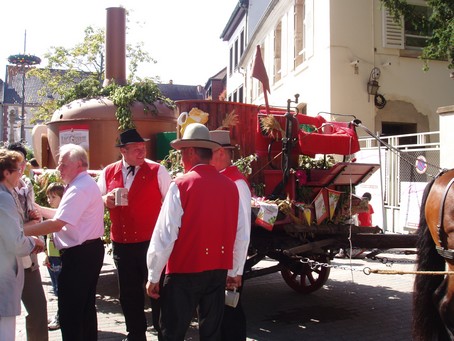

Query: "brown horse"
(414, 169), (454, 340)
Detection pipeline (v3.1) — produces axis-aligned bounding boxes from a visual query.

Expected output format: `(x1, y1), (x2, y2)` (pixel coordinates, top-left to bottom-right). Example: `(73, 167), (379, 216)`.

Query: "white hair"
(59, 144), (88, 168)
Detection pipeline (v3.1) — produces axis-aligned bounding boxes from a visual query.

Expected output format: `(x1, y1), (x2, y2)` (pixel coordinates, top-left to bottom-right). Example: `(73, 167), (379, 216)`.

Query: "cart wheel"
(281, 255), (330, 294)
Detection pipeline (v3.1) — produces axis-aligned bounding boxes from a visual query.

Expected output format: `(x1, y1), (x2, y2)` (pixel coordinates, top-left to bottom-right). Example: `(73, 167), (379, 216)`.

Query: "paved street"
(16, 249), (416, 340)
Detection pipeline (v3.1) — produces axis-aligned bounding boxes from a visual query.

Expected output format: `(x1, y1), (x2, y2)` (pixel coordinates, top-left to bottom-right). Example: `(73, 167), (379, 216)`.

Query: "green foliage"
(380, 0), (454, 70)
(298, 155), (335, 170)
(32, 169), (62, 207)
(103, 209), (112, 249)
(57, 78), (104, 105)
(160, 149), (183, 178)
(233, 154), (258, 177)
(251, 183), (265, 197)
(108, 79), (175, 131)
(28, 20), (162, 124)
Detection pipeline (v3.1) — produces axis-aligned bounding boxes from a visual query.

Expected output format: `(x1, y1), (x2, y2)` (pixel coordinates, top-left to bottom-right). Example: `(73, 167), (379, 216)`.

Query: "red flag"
(252, 45), (270, 94)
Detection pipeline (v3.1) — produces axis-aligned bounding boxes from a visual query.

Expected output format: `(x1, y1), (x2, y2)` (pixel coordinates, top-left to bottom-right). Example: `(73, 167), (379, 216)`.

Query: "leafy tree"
(29, 25), (160, 123)
(380, 0), (454, 72)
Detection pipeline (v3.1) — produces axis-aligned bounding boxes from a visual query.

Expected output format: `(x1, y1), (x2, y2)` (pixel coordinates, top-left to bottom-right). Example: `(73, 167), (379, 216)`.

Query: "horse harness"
(436, 175), (454, 260)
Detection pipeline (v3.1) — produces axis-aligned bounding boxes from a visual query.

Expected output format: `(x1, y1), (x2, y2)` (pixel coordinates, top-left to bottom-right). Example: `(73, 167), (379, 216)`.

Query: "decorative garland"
(8, 54), (41, 66)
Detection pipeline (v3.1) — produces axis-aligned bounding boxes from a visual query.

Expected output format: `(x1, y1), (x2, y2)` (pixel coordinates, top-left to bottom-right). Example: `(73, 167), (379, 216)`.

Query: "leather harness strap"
(436, 176), (454, 260)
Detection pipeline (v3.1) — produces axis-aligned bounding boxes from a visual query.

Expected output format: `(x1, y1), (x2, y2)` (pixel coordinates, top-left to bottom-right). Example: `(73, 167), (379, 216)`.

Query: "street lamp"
(367, 67), (381, 99)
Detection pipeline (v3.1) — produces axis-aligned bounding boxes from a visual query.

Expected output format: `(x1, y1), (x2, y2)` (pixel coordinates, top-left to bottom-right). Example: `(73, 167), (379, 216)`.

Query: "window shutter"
(305, 0), (314, 59)
(382, 8), (404, 49)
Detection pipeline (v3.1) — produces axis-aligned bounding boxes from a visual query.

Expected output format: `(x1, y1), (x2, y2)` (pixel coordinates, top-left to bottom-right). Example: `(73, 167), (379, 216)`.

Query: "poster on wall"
(59, 125), (89, 157)
(399, 181), (426, 231)
(354, 149), (384, 229)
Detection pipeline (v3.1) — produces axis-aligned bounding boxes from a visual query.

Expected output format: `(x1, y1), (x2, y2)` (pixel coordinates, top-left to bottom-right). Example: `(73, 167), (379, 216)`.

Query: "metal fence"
(359, 131), (440, 233)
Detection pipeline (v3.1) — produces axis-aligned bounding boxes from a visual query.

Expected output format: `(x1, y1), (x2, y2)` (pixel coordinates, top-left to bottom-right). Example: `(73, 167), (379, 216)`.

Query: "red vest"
(166, 164), (239, 274)
(222, 165), (250, 189)
(105, 160), (163, 243)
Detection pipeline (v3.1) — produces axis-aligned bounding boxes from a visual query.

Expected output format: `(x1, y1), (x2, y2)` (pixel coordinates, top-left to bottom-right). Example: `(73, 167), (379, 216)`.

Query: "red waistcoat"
(105, 160), (163, 243)
(166, 164), (239, 274)
(222, 165), (250, 189)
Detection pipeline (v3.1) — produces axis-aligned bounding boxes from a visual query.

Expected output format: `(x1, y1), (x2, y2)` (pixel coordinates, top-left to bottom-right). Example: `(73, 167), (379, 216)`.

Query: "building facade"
(222, 0), (453, 137)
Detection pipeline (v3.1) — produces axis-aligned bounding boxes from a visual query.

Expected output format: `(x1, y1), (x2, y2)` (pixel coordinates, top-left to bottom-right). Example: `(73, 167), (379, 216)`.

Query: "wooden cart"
(174, 98), (417, 294)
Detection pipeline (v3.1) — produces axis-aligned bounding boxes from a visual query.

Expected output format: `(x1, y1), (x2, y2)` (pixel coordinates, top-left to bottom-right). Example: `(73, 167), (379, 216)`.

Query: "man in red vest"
(98, 129), (171, 341)
(209, 130), (251, 341)
(146, 123), (241, 340)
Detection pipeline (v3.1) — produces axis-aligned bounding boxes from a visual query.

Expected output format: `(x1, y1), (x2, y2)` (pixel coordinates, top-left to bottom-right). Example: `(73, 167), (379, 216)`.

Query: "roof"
(204, 67), (227, 91)
(1, 65), (206, 107)
(220, 0), (248, 41)
(3, 66), (46, 105)
(157, 83), (205, 100)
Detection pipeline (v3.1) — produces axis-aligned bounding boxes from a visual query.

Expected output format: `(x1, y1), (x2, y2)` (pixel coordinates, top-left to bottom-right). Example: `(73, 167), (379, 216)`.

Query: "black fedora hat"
(115, 129), (149, 147)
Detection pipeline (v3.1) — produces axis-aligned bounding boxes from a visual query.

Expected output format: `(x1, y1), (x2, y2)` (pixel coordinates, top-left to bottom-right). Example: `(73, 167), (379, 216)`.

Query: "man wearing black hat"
(146, 123), (241, 340)
(97, 128), (171, 341)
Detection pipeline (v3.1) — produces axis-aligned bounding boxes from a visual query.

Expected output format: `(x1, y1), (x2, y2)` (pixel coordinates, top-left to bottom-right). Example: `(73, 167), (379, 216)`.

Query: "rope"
(250, 151), (283, 180)
(363, 268), (454, 276)
(352, 120), (443, 179)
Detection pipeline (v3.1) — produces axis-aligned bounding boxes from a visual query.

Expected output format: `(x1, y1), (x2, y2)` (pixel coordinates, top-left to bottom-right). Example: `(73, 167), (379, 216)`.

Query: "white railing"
(359, 131), (440, 233)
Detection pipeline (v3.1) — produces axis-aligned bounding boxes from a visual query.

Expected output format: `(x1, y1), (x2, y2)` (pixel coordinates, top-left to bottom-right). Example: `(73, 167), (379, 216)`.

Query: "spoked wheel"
(281, 254), (331, 294)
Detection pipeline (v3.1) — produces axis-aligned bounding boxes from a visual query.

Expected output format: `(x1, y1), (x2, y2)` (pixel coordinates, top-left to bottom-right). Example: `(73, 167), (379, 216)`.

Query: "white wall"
(243, 0), (453, 134)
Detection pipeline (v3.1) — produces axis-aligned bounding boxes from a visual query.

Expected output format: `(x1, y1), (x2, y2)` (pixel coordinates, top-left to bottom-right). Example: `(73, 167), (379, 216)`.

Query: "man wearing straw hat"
(209, 130), (251, 341)
(146, 123), (242, 340)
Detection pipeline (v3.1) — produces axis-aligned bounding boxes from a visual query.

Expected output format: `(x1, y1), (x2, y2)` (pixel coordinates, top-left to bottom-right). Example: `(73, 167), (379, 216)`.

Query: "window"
(404, 5), (432, 50)
(294, 0), (313, 68)
(234, 39), (239, 70)
(229, 46), (233, 76)
(240, 30), (245, 57)
(382, 4), (432, 51)
(274, 21), (282, 82)
(294, 0), (305, 67)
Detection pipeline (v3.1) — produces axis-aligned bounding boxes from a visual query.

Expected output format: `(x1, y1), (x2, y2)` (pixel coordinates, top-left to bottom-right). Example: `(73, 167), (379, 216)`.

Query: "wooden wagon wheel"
(281, 254), (331, 294)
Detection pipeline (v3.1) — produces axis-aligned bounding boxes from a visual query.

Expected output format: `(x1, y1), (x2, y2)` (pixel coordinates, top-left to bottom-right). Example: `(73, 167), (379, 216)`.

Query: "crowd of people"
(0, 122), (252, 341)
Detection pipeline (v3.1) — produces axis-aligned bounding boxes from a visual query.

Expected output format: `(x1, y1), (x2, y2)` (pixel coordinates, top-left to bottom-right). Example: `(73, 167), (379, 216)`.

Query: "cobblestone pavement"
(15, 248), (417, 340)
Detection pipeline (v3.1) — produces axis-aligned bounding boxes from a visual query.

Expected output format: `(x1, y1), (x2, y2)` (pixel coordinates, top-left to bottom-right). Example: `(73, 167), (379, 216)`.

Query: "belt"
(60, 238), (101, 256)
(81, 238), (101, 246)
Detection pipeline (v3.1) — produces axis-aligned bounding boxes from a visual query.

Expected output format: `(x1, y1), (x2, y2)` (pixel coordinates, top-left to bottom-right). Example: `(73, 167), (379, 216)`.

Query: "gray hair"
(59, 144), (89, 168)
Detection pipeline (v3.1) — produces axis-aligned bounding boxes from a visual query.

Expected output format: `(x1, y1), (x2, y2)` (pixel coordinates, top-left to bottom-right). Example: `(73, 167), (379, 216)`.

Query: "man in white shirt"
(26, 144), (105, 341)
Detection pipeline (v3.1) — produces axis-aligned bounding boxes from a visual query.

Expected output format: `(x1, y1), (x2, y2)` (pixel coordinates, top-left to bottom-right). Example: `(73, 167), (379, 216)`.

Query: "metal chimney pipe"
(104, 7), (126, 87)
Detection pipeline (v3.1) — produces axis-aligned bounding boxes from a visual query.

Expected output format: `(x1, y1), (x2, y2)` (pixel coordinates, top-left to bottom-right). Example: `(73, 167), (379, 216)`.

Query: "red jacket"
(105, 160), (163, 243)
(166, 165), (239, 273)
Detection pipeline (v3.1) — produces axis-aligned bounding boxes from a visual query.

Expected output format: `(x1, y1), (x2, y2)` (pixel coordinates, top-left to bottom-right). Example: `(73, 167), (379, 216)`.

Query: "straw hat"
(115, 129), (149, 147)
(170, 123), (221, 150)
(209, 130), (235, 149)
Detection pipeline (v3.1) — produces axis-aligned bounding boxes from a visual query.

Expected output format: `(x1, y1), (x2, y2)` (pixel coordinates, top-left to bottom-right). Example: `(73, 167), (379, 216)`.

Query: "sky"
(1, 0), (238, 86)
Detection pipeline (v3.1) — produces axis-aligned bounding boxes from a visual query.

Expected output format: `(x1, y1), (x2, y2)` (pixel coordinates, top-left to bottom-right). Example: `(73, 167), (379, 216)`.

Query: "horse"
(414, 169), (454, 340)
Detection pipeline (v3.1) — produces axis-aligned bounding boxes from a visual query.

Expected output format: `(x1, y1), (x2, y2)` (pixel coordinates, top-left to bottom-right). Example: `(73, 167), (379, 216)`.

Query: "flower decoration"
(7, 54), (41, 66)
(293, 169), (307, 184)
(233, 154), (257, 177)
